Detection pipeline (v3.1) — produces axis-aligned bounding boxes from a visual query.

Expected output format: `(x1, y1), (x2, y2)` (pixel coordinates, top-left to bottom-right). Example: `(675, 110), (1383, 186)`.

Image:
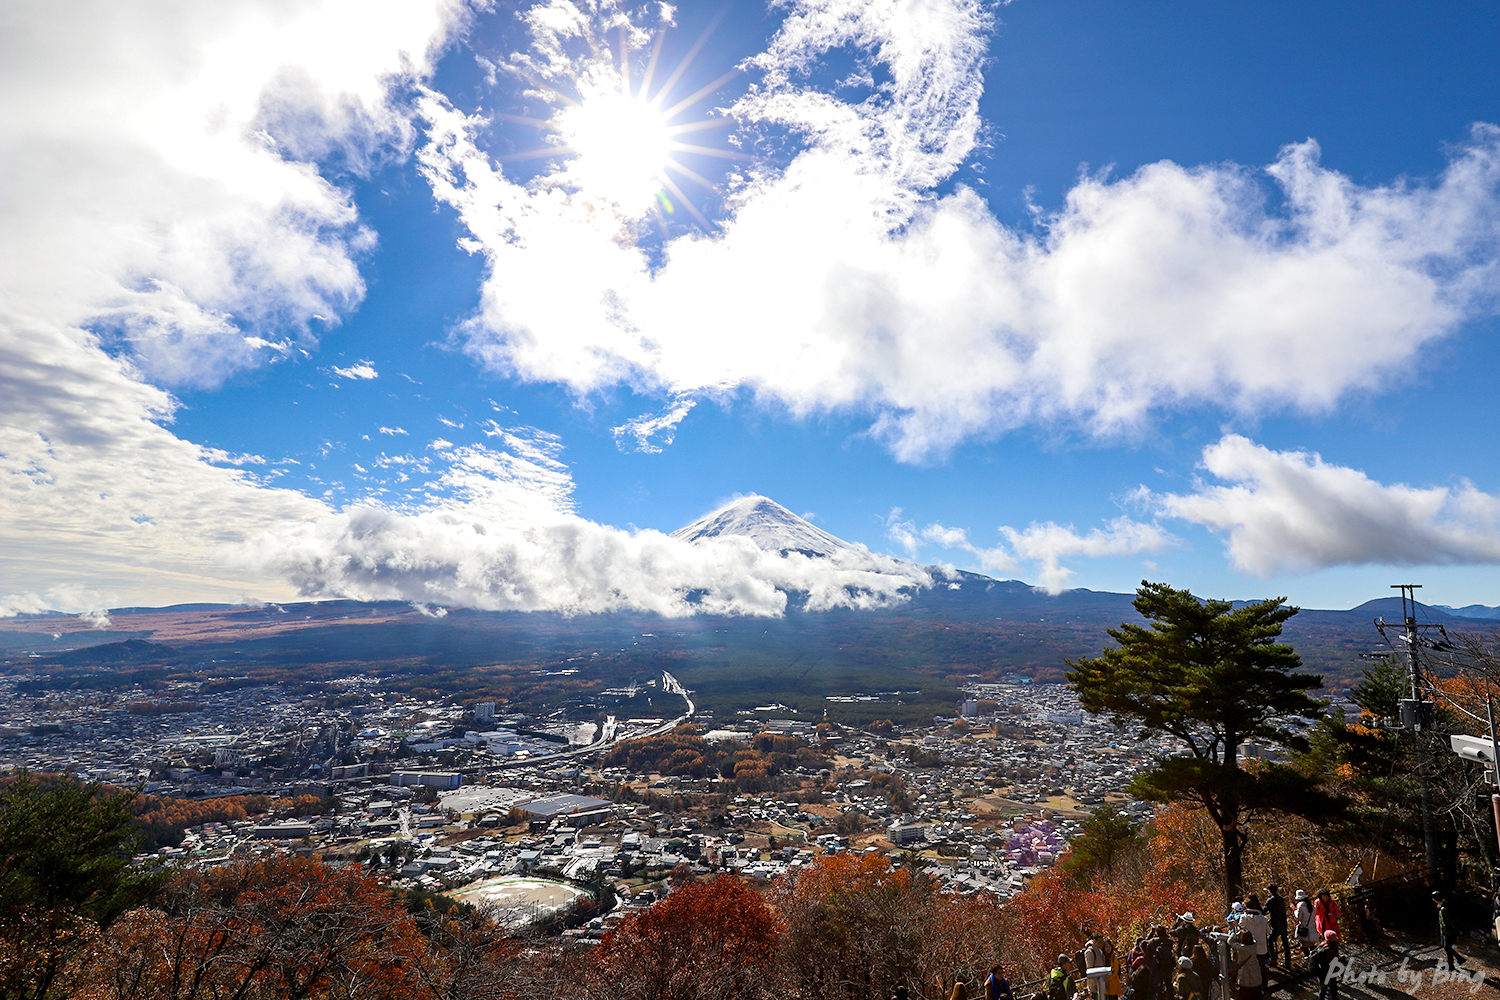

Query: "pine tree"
(0, 773), (165, 999)
(1066, 581), (1339, 904)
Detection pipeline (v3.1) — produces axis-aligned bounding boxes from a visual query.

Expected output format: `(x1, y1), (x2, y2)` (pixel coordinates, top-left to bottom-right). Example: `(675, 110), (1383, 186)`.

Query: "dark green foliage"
(0, 773), (167, 999)
(1350, 655), (1408, 720)
(1067, 582), (1322, 753)
(399, 885), (478, 921)
(1059, 805), (1141, 884)
(833, 811), (869, 835)
(14, 667), (172, 694)
(11, 592), (1496, 735)
(1304, 680), (1490, 883)
(1066, 581), (1336, 904)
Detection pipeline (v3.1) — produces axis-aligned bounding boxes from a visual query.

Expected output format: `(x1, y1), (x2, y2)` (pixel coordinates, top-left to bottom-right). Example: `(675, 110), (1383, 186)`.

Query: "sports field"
(448, 877), (587, 928)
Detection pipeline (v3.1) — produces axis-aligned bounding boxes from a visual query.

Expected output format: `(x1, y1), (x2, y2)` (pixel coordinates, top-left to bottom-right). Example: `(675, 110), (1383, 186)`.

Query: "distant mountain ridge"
(2, 584), (1496, 694)
(3, 496), (1497, 696)
(1435, 604), (1500, 620)
(1348, 597), (1500, 622)
(8, 489), (1498, 622)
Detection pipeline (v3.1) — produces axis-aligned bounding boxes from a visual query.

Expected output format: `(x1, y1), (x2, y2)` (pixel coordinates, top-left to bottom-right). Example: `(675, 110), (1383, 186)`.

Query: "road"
(485, 671), (694, 772)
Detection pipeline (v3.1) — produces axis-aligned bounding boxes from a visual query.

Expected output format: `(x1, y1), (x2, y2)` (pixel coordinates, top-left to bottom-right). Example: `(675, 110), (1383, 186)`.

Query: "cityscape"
(4, 1), (1500, 998)
(1, 610), (1354, 935)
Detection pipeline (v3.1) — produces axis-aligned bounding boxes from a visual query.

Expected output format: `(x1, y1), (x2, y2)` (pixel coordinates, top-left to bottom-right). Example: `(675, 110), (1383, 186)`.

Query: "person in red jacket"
(1313, 889), (1341, 939)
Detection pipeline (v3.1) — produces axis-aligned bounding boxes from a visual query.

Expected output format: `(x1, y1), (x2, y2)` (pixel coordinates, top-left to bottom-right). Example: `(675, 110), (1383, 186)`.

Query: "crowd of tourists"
(924, 882), (1487, 1000)
(1029, 885), (1349, 1000)
(933, 885), (1355, 1000)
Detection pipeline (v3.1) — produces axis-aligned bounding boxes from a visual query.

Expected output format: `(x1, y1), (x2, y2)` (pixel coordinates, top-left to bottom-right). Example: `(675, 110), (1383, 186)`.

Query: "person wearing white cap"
(1293, 890), (1317, 957)
(1174, 954), (1205, 1000)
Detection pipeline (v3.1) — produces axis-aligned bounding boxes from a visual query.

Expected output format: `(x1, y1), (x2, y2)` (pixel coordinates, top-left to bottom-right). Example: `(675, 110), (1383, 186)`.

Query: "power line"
(1374, 584), (1444, 882)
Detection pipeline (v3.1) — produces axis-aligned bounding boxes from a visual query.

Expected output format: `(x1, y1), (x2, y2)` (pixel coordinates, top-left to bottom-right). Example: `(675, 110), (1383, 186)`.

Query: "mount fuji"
(2, 495), (1488, 706)
(670, 495), (873, 561)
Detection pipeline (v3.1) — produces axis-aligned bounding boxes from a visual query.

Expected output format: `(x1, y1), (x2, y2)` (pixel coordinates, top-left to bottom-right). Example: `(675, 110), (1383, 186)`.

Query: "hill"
(2, 497), (1493, 719)
(1, 582), (1485, 724)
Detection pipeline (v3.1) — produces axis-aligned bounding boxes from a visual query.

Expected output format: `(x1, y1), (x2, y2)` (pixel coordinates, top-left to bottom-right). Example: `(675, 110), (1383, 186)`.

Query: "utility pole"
(1376, 584), (1444, 883)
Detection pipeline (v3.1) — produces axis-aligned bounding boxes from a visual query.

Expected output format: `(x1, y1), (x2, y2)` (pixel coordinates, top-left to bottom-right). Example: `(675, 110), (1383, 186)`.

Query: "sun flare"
(497, 19), (743, 228)
(555, 87), (673, 212)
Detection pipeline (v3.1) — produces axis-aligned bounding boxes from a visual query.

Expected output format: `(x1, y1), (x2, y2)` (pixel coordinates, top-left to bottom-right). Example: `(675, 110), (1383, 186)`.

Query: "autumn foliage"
(131, 795), (261, 851)
(772, 852), (1005, 1000)
(74, 856), (521, 1000)
(576, 855), (1005, 1000)
(38, 851), (1018, 1000)
(2, 775), (1397, 1000)
(601, 726), (826, 790)
(1000, 802), (1392, 983)
(590, 875), (780, 1000)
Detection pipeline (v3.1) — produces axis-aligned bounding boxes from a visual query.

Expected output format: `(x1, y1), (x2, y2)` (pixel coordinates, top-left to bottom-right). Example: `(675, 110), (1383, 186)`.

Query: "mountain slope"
(1347, 598), (1484, 622)
(671, 495), (866, 559)
(1435, 604), (1500, 620)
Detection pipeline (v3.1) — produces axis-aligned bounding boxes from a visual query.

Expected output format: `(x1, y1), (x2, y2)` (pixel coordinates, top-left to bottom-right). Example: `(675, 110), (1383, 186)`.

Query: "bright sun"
(555, 87), (673, 212)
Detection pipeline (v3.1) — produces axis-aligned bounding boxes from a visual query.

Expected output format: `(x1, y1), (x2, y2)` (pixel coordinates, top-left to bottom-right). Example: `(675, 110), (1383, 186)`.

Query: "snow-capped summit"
(671, 495), (860, 558)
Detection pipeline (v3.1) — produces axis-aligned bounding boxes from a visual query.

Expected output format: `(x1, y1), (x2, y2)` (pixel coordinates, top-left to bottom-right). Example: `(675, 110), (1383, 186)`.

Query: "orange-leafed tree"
(80, 856), (428, 1000)
(922, 891), (1009, 993)
(1001, 865), (1146, 984)
(771, 852), (1003, 1000)
(1002, 805), (1229, 980)
(590, 875), (781, 1000)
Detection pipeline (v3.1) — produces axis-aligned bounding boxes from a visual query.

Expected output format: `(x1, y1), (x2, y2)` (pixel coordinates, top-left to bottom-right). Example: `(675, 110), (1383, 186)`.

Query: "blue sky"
(3, 0), (1500, 617)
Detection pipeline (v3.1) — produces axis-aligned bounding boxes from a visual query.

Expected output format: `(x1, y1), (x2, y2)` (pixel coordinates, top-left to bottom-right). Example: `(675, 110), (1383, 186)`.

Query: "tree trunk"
(1221, 821), (1244, 907)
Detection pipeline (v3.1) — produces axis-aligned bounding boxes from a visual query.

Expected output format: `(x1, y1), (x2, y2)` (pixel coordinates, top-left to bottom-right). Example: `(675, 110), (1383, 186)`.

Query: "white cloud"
(332, 360), (380, 379)
(230, 424), (933, 615)
(0, 2), (461, 606)
(428, 425), (577, 528)
(909, 517), (1171, 594)
(997, 519), (1174, 593)
(420, 0), (1500, 461)
(202, 448), (269, 466)
(220, 422), (932, 615)
(612, 397), (696, 453)
(379, 426), (410, 435)
(882, 508), (922, 560)
(2, 0), (465, 387)
(1151, 435), (1500, 575)
(77, 609), (113, 630)
(0, 584), (123, 619)
(0, 311), (333, 606)
(242, 508), (935, 617)
(0, 592), (49, 618)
